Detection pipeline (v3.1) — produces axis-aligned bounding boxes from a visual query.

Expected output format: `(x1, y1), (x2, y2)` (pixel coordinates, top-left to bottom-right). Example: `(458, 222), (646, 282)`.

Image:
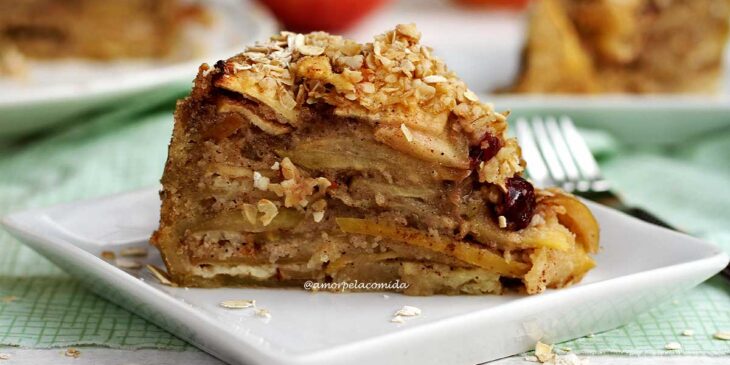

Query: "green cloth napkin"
(0, 92), (191, 350)
(1, 97), (729, 354)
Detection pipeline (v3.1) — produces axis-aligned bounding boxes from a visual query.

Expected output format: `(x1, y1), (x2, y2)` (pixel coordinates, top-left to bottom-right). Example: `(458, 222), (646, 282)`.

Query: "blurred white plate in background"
(348, 0), (730, 145)
(0, 0), (277, 139)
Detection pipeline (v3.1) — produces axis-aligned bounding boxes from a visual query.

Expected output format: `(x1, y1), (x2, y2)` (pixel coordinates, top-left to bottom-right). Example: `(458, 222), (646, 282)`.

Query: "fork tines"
(515, 116), (610, 193)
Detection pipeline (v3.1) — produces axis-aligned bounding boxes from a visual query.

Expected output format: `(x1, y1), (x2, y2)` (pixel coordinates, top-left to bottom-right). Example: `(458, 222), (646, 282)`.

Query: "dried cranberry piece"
(495, 176), (536, 231)
(469, 132), (502, 169)
(210, 60), (228, 84)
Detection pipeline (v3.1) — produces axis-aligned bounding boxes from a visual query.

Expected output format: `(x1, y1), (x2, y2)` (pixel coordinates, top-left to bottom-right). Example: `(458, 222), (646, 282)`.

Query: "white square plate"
(2, 188), (727, 365)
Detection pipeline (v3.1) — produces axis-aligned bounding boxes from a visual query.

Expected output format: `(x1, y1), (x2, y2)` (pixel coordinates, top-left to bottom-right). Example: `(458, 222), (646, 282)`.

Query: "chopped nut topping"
(554, 354), (588, 365)
(360, 82), (376, 94)
(529, 214), (546, 227)
(298, 45), (325, 56)
(146, 264), (176, 286)
(375, 192), (387, 206)
(293, 33), (305, 49)
(100, 251), (116, 260)
(463, 89), (478, 101)
(280, 157), (299, 180)
(528, 343), (588, 364)
(270, 161), (280, 170)
(395, 23), (421, 39)
(310, 199), (326, 211)
(232, 62), (252, 72)
(257, 199), (279, 226)
(681, 329), (694, 336)
(255, 308), (271, 318)
(394, 305), (421, 317)
(115, 258), (142, 270)
(120, 247), (148, 257)
(220, 299), (256, 309)
(253, 171), (270, 191)
(714, 331), (730, 340)
(498, 215), (507, 228)
(339, 55), (364, 69)
(400, 123), (414, 142)
(65, 348), (81, 358)
(209, 24), (513, 186)
(0, 45), (27, 79)
(534, 341), (555, 362)
(390, 315), (405, 323)
(423, 75), (448, 84)
(310, 199), (327, 223)
(0, 353), (10, 360)
(268, 158), (332, 208)
(242, 203), (259, 224)
(389, 305), (421, 323)
(664, 342), (682, 350)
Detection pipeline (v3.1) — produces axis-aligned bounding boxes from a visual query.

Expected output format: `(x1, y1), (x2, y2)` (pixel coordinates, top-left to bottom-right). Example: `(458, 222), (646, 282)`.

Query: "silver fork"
(515, 115), (675, 228)
(516, 115), (730, 280)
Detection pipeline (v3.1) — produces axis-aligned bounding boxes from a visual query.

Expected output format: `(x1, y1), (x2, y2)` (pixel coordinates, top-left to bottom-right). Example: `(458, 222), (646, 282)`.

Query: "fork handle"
(623, 207), (676, 230)
(587, 193), (730, 279)
(586, 191), (678, 231)
(623, 205), (730, 281)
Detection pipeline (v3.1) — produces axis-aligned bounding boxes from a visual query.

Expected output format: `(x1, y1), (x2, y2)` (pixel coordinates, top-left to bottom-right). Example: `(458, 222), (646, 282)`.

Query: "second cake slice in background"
(510, 0), (730, 94)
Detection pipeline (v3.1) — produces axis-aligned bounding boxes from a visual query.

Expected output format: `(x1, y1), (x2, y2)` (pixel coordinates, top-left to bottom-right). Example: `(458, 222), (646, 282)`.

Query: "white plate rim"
(487, 94), (730, 110)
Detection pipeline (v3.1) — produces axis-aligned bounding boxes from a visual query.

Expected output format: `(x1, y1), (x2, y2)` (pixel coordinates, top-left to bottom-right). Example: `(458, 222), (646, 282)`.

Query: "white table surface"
(0, 348), (728, 365)
(3, 0), (727, 364)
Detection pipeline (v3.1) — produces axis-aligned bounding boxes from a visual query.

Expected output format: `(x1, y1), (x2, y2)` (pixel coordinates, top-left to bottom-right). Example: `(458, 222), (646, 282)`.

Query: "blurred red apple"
(453, 0), (529, 8)
(257, 0), (390, 32)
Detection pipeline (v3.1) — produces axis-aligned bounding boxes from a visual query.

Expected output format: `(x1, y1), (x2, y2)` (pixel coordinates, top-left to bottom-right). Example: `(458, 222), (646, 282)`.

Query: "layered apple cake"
(0, 0), (193, 60)
(510, 0), (730, 94)
(152, 24), (599, 295)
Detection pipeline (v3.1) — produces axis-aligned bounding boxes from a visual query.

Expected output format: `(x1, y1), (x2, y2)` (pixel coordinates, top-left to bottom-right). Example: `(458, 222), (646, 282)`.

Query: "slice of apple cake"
(152, 24), (599, 295)
(510, 0), (730, 94)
